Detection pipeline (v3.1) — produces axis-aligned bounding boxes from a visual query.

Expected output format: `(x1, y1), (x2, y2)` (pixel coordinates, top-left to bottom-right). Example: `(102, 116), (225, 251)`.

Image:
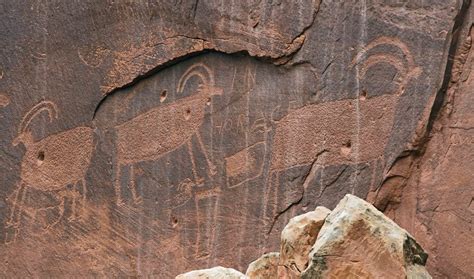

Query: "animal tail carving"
(351, 36), (422, 95)
(13, 101), (58, 146)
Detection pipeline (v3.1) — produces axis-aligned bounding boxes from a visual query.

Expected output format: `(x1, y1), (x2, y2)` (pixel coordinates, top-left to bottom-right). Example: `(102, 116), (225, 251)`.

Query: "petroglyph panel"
(0, 0), (465, 277)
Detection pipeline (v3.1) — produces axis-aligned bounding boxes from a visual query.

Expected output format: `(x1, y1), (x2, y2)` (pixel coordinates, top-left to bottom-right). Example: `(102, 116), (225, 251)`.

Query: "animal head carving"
(177, 63), (223, 97)
(351, 36), (422, 95)
(13, 101), (58, 146)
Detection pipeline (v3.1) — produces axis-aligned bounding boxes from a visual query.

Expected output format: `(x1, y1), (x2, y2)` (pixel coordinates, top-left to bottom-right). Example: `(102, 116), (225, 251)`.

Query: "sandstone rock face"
(245, 252), (279, 279)
(279, 206), (330, 278)
(302, 194), (431, 279)
(0, 0), (472, 277)
(176, 266), (247, 279)
(388, 9), (474, 278)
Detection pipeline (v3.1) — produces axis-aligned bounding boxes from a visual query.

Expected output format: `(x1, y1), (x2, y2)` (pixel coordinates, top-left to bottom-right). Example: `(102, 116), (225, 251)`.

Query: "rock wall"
(0, 0), (472, 277)
(387, 5), (474, 278)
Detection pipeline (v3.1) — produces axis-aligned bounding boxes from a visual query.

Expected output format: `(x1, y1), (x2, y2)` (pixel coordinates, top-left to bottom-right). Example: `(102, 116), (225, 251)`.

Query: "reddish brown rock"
(279, 206), (330, 278)
(246, 252), (279, 279)
(302, 194), (431, 279)
(0, 0), (471, 277)
(388, 12), (474, 278)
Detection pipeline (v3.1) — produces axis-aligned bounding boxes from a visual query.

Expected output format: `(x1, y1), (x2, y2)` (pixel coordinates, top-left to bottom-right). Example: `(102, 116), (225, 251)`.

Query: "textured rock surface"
(0, 0), (472, 277)
(385, 8), (474, 278)
(279, 206), (330, 277)
(302, 194), (431, 278)
(245, 252), (279, 279)
(176, 266), (247, 279)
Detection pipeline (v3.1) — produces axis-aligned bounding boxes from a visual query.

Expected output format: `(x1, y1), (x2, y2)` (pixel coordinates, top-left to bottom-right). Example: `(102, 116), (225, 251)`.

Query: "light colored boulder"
(302, 194), (431, 279)
(176, 266), (247, 279)
(246, 252), (279, 279)
(279, 206), (331, 278)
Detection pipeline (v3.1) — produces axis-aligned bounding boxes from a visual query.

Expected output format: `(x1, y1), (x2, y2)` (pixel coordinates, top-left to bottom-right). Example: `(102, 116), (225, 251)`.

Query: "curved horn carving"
(359, 54), (408, 81)
(177, 63), (214, 94)
(352, 36), (415, 68)
(351, 36), (422, 94)
(18, 100), (58, 135)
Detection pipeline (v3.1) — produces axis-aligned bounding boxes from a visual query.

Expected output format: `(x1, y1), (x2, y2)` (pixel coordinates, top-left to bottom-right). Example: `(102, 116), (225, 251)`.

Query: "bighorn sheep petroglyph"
(263, 37), (422, 230)
(114, 63), (222, 205)
(6, 101), (94, 242)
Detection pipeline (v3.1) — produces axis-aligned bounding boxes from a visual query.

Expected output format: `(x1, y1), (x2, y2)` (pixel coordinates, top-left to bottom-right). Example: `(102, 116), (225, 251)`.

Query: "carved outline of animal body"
(263, 37), (422, 232)
(6, 101), (94, 243)
(114, 63), (223, 206)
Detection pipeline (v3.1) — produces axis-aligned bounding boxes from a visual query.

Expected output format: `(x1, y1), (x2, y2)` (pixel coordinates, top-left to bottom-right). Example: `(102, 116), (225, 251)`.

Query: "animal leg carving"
(188, 140), (204, 185)
(196, 133), (216, 176)
(68, 178), (87, 221)
(129, 165), (142, 204)
(5, 182), (26, 243)
(115, 163), (124, 206)
(47, 197), (65, 229)
(68, 185), (77, 221)
(81, 178), (87, 218)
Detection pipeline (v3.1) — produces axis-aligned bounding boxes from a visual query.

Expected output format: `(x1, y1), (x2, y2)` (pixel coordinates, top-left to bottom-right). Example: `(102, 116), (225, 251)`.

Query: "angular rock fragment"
(246, 252), (279, 279)
(279, 206), (331, 278)
(302, 194), (431, 279)
(176, 266), (247, 279)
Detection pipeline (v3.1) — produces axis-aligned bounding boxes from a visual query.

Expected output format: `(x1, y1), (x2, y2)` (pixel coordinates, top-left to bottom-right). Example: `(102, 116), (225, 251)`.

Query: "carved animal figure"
(271, 37), (421, 171)
(6, 101), (94, 242)
(114, 63), (223, 205)
(264, 37), (422, 227)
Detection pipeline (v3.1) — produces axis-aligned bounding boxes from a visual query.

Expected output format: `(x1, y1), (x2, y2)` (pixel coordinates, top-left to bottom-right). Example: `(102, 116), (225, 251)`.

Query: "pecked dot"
(160, 90), (168, 103)
(37, 151), (45, 165)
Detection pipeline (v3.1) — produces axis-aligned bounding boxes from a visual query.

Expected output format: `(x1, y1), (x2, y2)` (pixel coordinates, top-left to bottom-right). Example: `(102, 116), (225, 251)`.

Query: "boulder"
(302, 194), (431, 279)
(279, 206), (331, 278)
(246, 252), (280, 279)
(176, 266), (247, 279)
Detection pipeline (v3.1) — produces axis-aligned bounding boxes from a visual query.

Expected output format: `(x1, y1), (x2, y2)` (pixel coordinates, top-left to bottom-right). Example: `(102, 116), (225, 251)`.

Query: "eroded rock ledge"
(177, 194), (431, 279)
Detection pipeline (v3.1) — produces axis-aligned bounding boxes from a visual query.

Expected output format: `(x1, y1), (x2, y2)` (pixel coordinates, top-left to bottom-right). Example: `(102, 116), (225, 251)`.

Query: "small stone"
(176, 266), (247, 279)
(246, 252), (279, 279)
(279, 206), (331, 278)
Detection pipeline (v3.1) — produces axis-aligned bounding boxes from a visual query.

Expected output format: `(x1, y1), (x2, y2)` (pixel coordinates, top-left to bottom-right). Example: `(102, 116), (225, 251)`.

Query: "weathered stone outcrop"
(176, 266), (247, 279)
(245, 252), (279, 279)
(279, 206), (330, 278)
(302, 195), (430, 278)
